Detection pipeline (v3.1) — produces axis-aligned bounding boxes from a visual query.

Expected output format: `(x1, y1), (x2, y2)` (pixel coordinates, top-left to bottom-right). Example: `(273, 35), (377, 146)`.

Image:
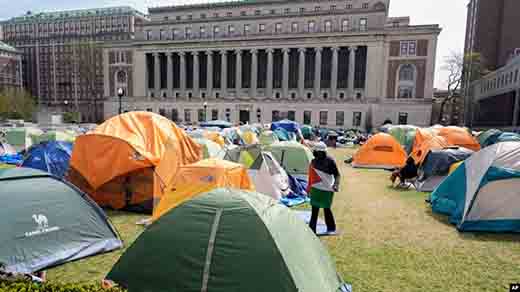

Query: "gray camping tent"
(415, 147), (474, 192)
(0, 167), (122, 273)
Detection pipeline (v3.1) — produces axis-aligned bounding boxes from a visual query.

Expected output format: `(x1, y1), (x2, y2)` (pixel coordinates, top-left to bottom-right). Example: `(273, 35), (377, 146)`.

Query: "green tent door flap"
(107, 188), (350, 292)
(0, 167), (122, 273)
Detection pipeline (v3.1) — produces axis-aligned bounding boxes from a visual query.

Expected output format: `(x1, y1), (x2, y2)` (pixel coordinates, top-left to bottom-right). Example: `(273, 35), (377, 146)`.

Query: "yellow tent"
(204, 131), (226, 147)
(0, 163), (14, 169)
(152, 159), (254, 221)
(241, 131), (259, 145)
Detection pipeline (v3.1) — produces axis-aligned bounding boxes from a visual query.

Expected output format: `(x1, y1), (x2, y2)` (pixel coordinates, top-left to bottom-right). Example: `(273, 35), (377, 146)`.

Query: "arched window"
(397, 64), (416, 98)
(373, 2), (387, 10)
(324, 20), (332, 32)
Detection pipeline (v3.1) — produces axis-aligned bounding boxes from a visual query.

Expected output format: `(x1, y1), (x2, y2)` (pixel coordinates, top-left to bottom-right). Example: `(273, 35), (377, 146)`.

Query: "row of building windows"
(8, 35), (130, 47)
(144, 107), (368, 127)
(480, 68), (519, 94)
(3, 17), (130, 35)
(164, 2), (374, 22)
(147, 18), (368, 40)
(149, 90), (362, 100)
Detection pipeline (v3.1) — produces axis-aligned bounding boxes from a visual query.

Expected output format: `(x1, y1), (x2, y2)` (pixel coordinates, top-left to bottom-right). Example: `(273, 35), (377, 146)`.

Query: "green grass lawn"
(47, 148), (520, 291)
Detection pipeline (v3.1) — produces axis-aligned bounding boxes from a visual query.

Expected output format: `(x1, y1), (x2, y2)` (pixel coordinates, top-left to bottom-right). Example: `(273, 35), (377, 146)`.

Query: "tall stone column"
(220, 50), (227, 97)
(103, 49), (110, 97)
(250, 49), (258, 98)
(179, 52), (186, 97)
(331, 46), (339, 99)
(235, 49), (242, 97)
(193, 51), (200, 98)
(314, 47), (322, 99)
(282, 48), (290, 98)
(167, 52), (174, 96)
(514, 89), (520, 127)
(206, 50), (213, 98)
(154, 52), (161, 92)
(298, 48), (306, 99)
(348, 46), (357, 97)
(266, 48), (274, 98)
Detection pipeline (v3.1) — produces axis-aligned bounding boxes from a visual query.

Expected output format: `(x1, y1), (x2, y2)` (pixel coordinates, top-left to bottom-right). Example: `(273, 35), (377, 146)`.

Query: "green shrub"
(0, 278), (126, 292)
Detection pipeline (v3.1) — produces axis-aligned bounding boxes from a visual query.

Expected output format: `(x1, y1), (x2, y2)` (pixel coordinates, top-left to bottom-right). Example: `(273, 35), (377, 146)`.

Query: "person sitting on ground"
(391, 157), (418, 187)
(307, 142), (341, 235)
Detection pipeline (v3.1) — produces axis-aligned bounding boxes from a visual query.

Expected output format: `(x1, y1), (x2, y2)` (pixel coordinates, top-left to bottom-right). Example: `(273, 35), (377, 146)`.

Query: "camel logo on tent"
(25, 214), (60, 237)
(33, 214), (48, 229)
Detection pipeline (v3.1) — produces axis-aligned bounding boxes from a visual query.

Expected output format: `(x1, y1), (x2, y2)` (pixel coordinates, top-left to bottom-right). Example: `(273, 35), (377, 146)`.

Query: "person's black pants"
(309, 206), (336, 234)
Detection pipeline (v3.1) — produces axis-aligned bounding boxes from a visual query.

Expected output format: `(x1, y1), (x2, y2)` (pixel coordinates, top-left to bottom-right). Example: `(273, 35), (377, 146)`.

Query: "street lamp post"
(117, 88), (124, 115)
(256, 108), (261, 123)
(203, 101), (208, 122)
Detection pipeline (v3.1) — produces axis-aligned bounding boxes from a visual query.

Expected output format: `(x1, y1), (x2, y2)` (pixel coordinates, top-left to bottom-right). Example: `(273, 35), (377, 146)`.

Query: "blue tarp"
(280, 175), (309, 207)
(273, 128), (294, 141)
(200, 120), (232, 129)
(21, 141), (73, 179)
(271, 120), (300, 133)
(0, 154), (23, 165)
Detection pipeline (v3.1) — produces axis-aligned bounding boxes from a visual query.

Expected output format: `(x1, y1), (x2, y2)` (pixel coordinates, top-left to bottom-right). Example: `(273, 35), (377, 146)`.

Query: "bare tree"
(69, 41), (103, 122)
(438, 52), (463, 124)
(439, 52), (489, 124)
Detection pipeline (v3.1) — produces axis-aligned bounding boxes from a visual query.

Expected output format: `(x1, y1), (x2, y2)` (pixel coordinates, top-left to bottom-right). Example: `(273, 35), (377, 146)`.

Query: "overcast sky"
(0, 0), (468, 89)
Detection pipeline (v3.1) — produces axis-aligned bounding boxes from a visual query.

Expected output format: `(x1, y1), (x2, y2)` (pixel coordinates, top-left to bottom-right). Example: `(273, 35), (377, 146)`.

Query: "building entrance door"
(239, 110), (250, 124)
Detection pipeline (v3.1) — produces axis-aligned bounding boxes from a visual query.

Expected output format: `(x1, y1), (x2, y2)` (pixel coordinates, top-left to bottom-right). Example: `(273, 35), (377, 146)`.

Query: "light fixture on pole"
(203, 101), (208, 122)
(117, 88), (125, 115)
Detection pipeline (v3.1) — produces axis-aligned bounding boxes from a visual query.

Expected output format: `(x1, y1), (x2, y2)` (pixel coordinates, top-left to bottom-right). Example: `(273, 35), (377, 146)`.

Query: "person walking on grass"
(307, 142), (341, 235)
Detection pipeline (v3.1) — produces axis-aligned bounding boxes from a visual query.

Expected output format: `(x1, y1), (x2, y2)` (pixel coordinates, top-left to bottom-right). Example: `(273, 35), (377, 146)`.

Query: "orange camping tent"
(410, 129), (450, 165)
(152, 158), (254, 221)
(436, 127), (481, 152)
(352, 133), (407, 169)
(410, 127), (480, 165)
(67, 111), (202, 213)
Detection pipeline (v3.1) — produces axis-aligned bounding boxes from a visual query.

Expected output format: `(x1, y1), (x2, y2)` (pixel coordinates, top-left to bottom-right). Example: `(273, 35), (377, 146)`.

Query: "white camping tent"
(248, 151), (291, 200)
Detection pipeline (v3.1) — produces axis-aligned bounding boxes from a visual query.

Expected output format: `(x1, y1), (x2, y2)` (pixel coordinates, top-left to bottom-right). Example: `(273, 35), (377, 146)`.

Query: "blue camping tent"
(21, 141), (73, 179)
(200, 120), (232, 129)
(271, 120), (300, 133)
(429, 142), (520, 232)
(479, 129), (520, 148)
(273, 128), (295, 141)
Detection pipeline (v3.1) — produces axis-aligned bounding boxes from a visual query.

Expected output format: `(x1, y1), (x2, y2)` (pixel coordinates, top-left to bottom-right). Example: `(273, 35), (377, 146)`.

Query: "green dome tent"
(0, 167), (122, 273)
(194, 137), (225, 159)
(259, 130), (279, 146)
(34, 129), (76, 144)
(386, 125), (418, 154)
(301, 125), (313, 139)
(107, 188), (350, 292)
(266, 141), (314, 179)
(4, 127), (43, 151)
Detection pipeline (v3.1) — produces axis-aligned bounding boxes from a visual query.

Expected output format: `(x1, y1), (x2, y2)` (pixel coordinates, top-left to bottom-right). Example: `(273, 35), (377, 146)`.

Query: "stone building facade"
(0, 41), (23, 91)
(0, 7), (147, 122)
(467, 54), (520, 131)
(463, 0), (520, 128)
(464, 0), (520, 72)
(104, 0), (440, 129)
